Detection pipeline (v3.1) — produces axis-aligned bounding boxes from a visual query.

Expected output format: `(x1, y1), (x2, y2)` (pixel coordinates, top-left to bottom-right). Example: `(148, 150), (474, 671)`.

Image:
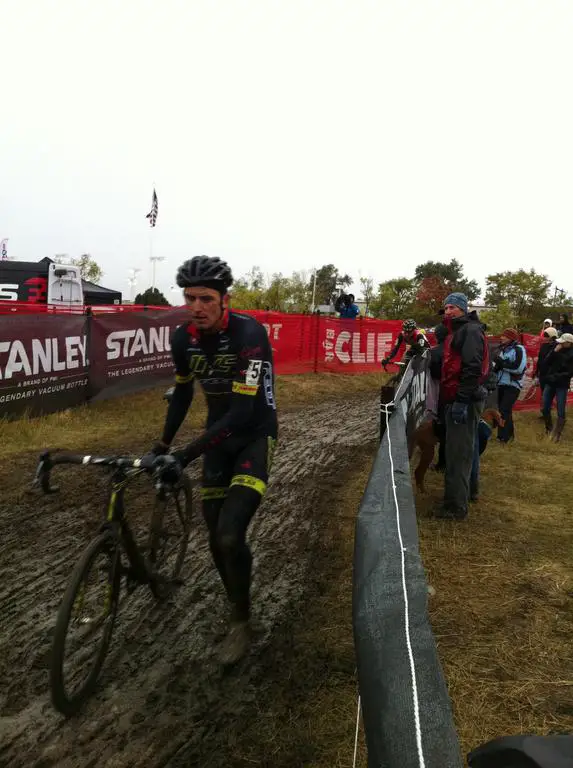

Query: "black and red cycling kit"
(386, 330), (429, 363)
(161, 310), (278, 497)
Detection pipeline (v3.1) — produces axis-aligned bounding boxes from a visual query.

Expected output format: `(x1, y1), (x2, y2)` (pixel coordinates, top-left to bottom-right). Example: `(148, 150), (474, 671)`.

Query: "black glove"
(382, 357), (390, 367)
(151, 440), (169, 456)
(170, 442), (201, 470)
(139, 441), (169, 471)
(151, 454), (183, 485)
(493, 356), (505, 372)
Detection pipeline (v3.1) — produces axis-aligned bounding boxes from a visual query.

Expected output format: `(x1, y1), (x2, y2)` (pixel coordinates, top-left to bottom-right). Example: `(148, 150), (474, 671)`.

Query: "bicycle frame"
(34, 450), (182, 595)
(101, 471), (154, 590)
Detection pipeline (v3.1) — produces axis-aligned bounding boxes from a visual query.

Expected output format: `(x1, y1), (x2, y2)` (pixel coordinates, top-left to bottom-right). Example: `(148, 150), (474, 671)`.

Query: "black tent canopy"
(81, 279), (122, 305)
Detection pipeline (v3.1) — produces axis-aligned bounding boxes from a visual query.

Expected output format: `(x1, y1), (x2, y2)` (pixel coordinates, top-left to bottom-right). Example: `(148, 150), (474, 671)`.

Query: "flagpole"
(150, 181), (155, 290)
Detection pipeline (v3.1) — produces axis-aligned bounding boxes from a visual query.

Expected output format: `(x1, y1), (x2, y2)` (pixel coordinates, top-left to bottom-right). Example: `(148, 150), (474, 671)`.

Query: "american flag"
(146, 188), (158, 227)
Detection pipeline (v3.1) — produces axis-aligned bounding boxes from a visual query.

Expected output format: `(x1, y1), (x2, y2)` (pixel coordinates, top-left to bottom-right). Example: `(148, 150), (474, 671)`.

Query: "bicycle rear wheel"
(50, 531), (121, 716)
(146, 471), (193, 582)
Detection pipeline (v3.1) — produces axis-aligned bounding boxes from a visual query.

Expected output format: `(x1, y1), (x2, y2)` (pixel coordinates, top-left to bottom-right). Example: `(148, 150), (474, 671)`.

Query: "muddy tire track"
(0, 394), (377, 768)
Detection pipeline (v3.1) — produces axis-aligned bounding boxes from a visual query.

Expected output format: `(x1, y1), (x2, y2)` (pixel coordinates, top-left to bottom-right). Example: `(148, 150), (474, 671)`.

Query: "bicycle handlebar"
(33, 450), (181, 494)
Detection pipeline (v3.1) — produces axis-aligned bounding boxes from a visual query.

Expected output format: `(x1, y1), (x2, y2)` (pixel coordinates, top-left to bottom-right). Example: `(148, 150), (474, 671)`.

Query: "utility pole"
(127, 268), (142, 302)
(150, 256), (165, 293)
(311, 267), (317, 312)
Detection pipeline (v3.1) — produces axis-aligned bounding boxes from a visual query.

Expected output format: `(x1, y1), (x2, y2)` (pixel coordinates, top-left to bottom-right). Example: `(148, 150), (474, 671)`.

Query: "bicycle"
(32, 448), (194, 717)
(382, 359), (408, 389)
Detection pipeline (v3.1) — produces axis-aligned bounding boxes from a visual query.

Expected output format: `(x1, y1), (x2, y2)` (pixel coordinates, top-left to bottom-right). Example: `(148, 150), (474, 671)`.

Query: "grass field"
(289, 403), (573, 766)
(3, 372), (572, 766)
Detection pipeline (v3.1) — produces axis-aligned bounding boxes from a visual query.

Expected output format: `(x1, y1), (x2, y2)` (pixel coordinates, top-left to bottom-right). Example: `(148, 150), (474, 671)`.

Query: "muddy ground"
(0, 394), (378, 768)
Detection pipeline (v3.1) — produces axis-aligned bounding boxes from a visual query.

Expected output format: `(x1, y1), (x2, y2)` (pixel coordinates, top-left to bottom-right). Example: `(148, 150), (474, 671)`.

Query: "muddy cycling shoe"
(218, 621), (251, 666)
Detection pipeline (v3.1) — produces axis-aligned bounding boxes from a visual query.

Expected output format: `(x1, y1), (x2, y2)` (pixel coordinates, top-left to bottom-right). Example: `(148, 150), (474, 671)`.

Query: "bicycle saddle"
(468, 734), (573, 768)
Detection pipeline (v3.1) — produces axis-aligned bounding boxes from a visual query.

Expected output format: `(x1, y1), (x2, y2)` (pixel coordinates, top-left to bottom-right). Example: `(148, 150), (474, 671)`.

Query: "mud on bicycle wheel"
(50, 531), (121, 717)
(146, 471), (193, 583)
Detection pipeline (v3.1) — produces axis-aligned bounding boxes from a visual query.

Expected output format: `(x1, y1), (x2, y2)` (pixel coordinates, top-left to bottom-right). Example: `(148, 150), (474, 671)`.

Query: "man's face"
(443, 303), (464, 319)
(183, 286), (228, 331)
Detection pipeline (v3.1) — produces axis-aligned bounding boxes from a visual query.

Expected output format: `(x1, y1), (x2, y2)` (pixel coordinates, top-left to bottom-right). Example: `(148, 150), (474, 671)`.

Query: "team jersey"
(388, 330), (429, 361)
(162, 311), (278, 455)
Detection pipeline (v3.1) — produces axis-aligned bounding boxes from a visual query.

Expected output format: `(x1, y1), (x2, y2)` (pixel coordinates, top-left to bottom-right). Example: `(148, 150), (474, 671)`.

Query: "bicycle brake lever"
(34, 451), (59, 494)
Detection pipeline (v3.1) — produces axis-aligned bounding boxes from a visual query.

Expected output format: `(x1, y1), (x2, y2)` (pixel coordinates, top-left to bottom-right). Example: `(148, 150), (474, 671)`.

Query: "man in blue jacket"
(335, 293), (360, 319)
(493, 328), (527, 443)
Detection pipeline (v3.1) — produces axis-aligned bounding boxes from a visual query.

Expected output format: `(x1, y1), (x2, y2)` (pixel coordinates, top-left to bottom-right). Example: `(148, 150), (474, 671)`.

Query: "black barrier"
(354, 353), (463, 768)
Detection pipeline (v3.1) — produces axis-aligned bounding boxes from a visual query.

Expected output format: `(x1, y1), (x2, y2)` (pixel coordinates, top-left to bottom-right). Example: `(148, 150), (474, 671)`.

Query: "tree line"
(225, 259), (572, 334)
(61, 253), (572, 334)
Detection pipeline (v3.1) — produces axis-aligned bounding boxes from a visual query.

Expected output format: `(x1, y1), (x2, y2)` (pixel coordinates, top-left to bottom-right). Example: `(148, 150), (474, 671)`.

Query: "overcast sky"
(2, 1), (573, 303)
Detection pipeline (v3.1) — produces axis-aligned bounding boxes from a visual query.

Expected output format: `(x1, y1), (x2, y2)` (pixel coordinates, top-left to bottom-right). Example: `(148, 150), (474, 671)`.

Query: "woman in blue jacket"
(493, 328), (527, 443)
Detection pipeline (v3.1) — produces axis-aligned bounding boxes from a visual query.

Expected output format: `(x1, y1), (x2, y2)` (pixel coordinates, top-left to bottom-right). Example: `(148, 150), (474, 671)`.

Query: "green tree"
(484, 269), (551, 320)
(310, 264), (352, 306)
(370, 278), (417, 319)
(414, 259), (480, 301)
(285, 270), (312, 312)
(479, 300), (518, 335)
(230, 278), (265, 309)
(264, 273), (293, 311)
(134, 287), (170, 306)
(359, 276), (375, 314)
(55, 253), (103, 283)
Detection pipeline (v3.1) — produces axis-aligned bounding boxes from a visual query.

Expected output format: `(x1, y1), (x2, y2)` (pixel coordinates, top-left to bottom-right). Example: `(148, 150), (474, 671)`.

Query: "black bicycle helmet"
(403, 318), (417, 333)
(176, 256), (233, 291)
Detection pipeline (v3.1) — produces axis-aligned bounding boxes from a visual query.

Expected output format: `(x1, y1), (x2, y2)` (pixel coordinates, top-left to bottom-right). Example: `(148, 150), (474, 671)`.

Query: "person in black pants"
(493, 329), (527, 443)
(535, 326), (558, 415)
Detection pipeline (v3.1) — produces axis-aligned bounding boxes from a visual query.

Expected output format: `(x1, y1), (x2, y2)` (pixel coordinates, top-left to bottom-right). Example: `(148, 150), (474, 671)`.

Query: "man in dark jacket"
(437, 292), (488, 520)
(541, 332), (573, 442)
(535, 326), (558, 415)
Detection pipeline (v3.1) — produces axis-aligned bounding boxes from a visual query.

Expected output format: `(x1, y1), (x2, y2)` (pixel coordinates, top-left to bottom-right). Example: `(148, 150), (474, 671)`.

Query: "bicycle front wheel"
(147, 472), (193, 582)
(50, 531), (121, 716)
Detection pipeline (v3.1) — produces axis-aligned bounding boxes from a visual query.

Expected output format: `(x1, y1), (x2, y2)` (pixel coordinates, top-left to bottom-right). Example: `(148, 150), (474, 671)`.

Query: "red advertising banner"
(0, 314), (89, 418)
(1, 305), (570, 419)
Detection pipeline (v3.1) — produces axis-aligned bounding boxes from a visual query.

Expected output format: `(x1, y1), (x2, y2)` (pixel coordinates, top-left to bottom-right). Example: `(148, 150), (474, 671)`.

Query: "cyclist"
(149, 255), (278, 665)
(382, 319), (429, 368)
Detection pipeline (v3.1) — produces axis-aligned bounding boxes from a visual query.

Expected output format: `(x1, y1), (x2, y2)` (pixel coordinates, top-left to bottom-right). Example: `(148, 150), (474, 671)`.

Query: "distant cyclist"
(382, 319), (429, 368)
(149, 255), (278, 666)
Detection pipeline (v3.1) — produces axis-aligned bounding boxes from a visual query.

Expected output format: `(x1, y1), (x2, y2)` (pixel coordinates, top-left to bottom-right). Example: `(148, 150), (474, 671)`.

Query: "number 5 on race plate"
(246, 360), (263, 386)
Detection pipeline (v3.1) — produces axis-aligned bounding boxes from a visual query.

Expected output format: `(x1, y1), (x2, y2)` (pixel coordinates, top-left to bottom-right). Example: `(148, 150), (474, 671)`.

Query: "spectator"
(556, 313), (573, 336)
(437, 292), (488, 520)
(493, 329), (527, 443)
(535, 326), (558, 415)
(335, 293), (360, 319)
(539, 318), (553, 337)
(541, 332), (573, 442)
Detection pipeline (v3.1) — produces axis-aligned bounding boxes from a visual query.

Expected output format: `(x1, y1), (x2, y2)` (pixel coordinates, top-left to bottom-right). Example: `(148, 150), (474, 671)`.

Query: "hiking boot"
(551, 417), (566, 443)
(433, 505), (467, 521)
(217, 621), (251, 666)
